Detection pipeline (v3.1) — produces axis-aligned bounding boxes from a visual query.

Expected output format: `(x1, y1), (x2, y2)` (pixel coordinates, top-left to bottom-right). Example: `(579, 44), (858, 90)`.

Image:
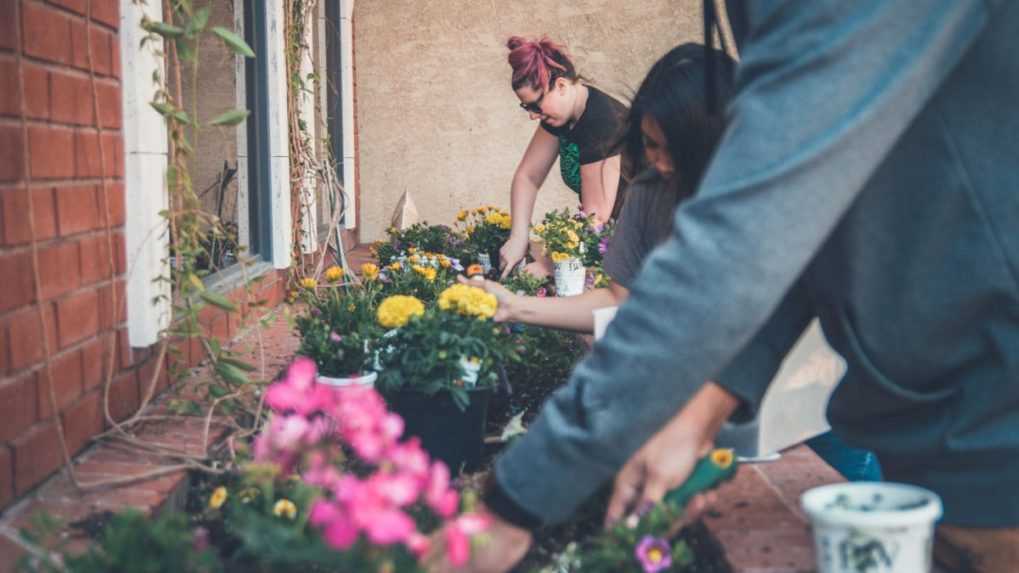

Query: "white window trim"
(266, 2), (294, 269)
(121, 0), (170, 348)
(339, 0), (357, 230)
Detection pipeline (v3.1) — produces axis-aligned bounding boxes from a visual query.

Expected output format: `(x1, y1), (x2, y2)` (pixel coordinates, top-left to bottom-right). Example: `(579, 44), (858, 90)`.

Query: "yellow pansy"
(550, 252), (572, 263)
(209, 486), (228, 509)
(273, 498), (298, 520)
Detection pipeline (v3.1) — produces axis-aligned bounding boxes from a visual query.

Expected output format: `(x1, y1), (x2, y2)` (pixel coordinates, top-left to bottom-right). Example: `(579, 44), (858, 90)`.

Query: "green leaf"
(200, 291), (238, 312)
(216, 361), (250, 386)
(175, 36), (196, 62)
(208, 385), (228, 398)
(187, 6), (211, 34)
(208, 109), (251, 126)
(212, 26), (255, 58)
(150, 101), (176, 117)
(219, 356), (257, 372)
(142, 20), (185, 38)
(187, 273), (205, 292)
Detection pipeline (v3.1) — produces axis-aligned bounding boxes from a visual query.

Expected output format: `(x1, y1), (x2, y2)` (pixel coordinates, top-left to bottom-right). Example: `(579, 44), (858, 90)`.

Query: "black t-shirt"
(540, 86), (628, 196)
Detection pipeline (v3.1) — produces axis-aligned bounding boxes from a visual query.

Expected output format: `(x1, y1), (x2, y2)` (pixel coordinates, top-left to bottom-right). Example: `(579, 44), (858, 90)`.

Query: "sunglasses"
(519, 90), (546, 114)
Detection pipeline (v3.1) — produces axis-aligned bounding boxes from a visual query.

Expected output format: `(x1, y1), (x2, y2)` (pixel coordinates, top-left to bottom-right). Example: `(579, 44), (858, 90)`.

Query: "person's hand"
(499, 235), (529, 280)
(604, 383), (739, 528)
(522, 259), (551, 280)
(426, 509), (533, 573)
(458, 275), (516, 322)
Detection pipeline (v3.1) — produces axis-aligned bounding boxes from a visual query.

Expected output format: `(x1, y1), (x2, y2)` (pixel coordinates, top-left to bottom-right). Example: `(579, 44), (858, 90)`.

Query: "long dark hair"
(621, 43), (736, 202)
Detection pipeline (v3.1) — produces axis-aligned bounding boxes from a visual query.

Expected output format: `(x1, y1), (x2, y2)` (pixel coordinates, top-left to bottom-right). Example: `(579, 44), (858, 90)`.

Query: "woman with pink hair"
(499, 36), (628, 279)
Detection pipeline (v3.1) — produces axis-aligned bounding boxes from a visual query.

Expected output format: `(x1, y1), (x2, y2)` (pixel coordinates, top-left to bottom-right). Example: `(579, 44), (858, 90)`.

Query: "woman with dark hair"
(499, 36), (629, 279)
(474, 43), (881, 484)
(471, 43), (733, 332)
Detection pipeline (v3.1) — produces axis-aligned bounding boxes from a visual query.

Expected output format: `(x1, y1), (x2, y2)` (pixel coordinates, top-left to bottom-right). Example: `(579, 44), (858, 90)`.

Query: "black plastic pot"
(387, 387), (492, 473)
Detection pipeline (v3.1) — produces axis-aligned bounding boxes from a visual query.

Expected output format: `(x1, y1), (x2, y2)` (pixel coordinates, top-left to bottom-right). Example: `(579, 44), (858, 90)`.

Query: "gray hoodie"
(492, 0), (1019, 528)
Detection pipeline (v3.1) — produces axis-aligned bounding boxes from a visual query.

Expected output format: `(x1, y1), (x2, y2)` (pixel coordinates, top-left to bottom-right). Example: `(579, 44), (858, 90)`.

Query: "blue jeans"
(806, 431), (883, 482)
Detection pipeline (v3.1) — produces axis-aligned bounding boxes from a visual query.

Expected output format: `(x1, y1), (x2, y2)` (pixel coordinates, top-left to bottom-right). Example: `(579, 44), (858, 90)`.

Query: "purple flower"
(192, 527), (210, 553)
(635, 535), (672, 573)
(598, 237), (609, 256)
(310, 308), (322, 317)
(330, 332), (343, 343)
(450, 258), (464, 272)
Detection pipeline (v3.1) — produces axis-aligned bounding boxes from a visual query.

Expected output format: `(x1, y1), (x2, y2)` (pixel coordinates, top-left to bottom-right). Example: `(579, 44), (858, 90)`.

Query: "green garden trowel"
(663, 448), (738, 510)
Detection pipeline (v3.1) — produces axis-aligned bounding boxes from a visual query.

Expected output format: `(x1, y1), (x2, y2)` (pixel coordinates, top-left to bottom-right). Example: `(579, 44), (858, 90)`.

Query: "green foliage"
(295, 284), (382, 377)
(456, 207), (512, 265)
(376, 256), (458, 303)
(19, 510), (221, 573)
(372, 223), (467, 267)
(501, 268), (553, 297)
(375, 308), (518, 410)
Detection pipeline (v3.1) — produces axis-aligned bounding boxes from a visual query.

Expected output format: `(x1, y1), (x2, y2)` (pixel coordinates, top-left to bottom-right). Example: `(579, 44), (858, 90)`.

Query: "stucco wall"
(354, 1), (704, 241)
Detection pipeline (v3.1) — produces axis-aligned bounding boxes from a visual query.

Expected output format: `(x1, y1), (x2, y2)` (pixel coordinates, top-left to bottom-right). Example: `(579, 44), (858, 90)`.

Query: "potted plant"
(376, 249), (461, 303)
(532, 208), (610, 296)
(456, 206), (512, 275)
(373, 285), (518, 471)
(295, 265), (382, 388)
(372, 222), (467, 267)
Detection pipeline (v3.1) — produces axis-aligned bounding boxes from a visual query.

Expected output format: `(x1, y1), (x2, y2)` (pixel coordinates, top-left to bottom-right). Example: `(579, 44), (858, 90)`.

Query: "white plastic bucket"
(801, 482), (943, 573)
(553, 258), (585, 297)
(318, 371), (378, 389)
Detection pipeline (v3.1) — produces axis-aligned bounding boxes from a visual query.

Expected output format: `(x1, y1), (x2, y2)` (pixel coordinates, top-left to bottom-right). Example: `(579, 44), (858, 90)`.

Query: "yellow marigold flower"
(377, 295), (425, 328)
(324, 265), (344, 282)
(566, 240), (579, 250)
(273, 498), (298, 520)
(408, 254), (421, 264)
(300, 277), (317, 289)
(710, 448), (735, 469)
(361, 262), (380, 280)
(438, 284), (497, 319)
(457, 209), (468, 222)
(566, 230), (580, 243)
(550, 252), (571, 263)
(209, 486), (228, 509)
(466, 224), (475, 236)
(439, 257), (452, 269)
(423, 267), (437, 282)
(387, 261), (402, 272)
(533, 224), (546, 235)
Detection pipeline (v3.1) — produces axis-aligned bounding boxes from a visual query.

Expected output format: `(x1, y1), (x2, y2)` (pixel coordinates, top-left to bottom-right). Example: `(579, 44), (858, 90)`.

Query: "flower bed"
(16, 206), (737, 573)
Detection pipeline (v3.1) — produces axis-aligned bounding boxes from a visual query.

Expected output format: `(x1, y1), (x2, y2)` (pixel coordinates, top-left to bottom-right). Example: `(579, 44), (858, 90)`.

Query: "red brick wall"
(0, 0), (293, 514)
(0, 0), (128, 510)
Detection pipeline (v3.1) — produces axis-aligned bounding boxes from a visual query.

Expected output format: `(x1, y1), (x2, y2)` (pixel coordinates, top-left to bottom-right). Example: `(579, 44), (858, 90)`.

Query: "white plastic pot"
(478, 253), (493, 273)
(553, 257), (585, 297)
(318, 371), (378, 389)
(801, 482), (943, 573)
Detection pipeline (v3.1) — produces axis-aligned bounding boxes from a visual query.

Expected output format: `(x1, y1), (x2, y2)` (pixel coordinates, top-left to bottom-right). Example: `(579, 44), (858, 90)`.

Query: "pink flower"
(406, 532), (431, 559)
(265, 357), (335, 415)
(536, 287), (547, 298)
(425, 462), (459, 517)
(310, 501), (359, 550)
(635, 535), (672, 573)
(445, 521), (471, 567)
(389, 439), (430, 479)
(371, 473), (422, 507)
(329, 332), (343, 343)
(444, 513), (491, 567)
(364, 509), (416, 545)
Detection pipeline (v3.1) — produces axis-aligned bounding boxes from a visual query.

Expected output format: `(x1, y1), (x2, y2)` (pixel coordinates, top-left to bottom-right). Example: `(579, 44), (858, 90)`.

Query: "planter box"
(387, 388), (492, 473)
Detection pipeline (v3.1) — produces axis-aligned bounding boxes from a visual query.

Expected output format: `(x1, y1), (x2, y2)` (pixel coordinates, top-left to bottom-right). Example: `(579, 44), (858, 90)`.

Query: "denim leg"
(806, 431), (883, 482)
